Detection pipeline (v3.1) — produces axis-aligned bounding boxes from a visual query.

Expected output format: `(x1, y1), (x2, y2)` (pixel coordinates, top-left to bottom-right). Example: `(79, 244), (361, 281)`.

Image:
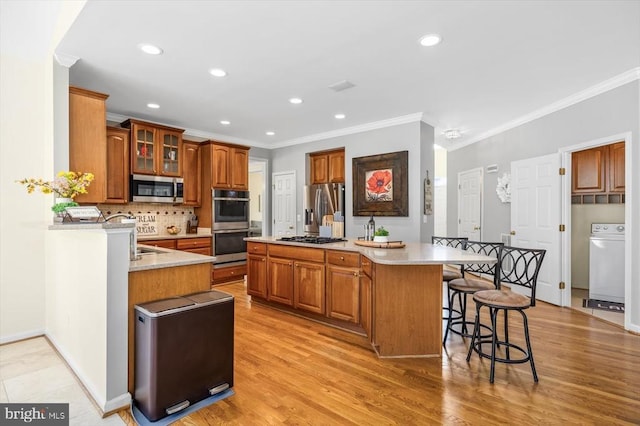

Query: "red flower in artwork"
(367, 170), (392, 194)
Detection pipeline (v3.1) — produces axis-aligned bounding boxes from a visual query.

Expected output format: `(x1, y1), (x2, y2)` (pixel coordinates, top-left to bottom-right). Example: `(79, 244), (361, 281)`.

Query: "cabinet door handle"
(340, 256), (345, 260)
(262, 258), (265, 262)
(353, 271), (359, 277)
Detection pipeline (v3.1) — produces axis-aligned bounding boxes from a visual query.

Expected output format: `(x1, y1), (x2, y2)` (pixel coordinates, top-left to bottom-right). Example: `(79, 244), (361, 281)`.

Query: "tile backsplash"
(99, 203), (199, 237)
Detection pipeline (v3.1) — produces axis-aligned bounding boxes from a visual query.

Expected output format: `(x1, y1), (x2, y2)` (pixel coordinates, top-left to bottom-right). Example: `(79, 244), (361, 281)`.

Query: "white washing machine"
(589, 223), (625, 303)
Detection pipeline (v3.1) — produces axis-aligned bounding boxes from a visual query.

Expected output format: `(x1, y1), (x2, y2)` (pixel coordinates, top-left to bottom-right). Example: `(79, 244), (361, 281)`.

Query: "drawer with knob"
(247, 242), (267, 255)
(176, 237), (211, 250)
(326, 250), (360, 268)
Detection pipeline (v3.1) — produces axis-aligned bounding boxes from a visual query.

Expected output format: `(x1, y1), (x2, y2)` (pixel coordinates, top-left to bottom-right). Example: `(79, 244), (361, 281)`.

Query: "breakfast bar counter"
(244, 237), (495, 358)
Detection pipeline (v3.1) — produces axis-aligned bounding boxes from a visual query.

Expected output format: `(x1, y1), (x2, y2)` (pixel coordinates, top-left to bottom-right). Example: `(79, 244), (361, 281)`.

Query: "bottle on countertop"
(367, 215), (375, 241)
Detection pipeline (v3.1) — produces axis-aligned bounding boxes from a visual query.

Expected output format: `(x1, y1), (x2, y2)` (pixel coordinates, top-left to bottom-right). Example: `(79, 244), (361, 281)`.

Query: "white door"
(272, 171), (296, 237)
(511, 154), (562, 305)
(457, 168), (482, 240)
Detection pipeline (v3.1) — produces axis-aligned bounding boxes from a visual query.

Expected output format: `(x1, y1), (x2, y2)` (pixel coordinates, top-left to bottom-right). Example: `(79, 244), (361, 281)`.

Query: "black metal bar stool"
(431, 236), (468, 321)
(466, 246), (546, 383)
(443, 241), (503, 344)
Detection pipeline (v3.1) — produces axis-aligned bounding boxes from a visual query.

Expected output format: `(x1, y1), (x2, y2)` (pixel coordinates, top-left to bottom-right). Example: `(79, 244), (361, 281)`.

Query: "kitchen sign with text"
(136, 214), (158, 235)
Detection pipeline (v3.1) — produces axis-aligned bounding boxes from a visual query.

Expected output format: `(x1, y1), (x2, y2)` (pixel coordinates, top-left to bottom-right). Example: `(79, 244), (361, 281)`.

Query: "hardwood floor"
(120, 281), (640, 425)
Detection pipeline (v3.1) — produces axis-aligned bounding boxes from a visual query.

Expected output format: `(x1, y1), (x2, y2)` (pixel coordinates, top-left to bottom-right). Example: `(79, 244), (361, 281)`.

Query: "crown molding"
(105, 112), (267, 148)
(270, 112), (425, 149)
(447, 67), (640, 151)
(54, 52), (79, 68)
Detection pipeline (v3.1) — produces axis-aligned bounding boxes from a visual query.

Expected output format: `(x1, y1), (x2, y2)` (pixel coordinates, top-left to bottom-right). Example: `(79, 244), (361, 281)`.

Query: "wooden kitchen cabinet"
(268, 257), (294, 305)
(247, 252), (267, 298)
(326, 250), (360, 323)
(293, 260), (325, 314)
(139, 239), (177, 249)
(210, 142), (249, 190)
(212, 264), (246, 285)
(572, 146), (607, 193)
(195, 141), (250, 228)
(182, 140), (201, 206)
(608, 142), (625, 193)
(69, 86), (109, 204)
(105, 127), (129, 204)
(176, 237), (211, 255)
(571, 142), (625, 203)
(122, 119), (184, 177)
(266, 244), (325, 308)
(310, 149), (345, 184)
(360, 256), (373, 339)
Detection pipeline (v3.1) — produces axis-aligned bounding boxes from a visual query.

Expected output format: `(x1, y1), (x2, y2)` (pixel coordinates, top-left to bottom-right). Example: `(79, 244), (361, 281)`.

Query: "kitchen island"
(245, 236), (494, 358)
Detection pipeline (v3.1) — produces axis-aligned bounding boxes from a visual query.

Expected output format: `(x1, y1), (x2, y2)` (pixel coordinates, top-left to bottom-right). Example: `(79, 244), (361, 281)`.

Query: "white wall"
(0, 1), (86, 342)
(271, 121), (435, 243)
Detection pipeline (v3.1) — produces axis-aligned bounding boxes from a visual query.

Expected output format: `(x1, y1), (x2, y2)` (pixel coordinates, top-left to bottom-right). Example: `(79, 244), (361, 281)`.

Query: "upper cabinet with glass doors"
(121, 119), (184, 177)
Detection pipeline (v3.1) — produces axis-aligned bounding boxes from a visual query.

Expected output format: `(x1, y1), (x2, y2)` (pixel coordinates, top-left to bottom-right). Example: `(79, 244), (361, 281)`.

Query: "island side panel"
(373, 263), (442, 357)
(127, 263), (211, 394)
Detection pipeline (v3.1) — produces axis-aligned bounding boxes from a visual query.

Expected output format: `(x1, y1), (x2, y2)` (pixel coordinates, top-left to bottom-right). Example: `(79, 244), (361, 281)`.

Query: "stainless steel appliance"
(130, 174), (183, 204)
(589, 223), (625, 303)
(213, 190), (249, 230)
(212, 189), (250, 264)
(303, 183), (345, 236)
(134, 290), (234, 422)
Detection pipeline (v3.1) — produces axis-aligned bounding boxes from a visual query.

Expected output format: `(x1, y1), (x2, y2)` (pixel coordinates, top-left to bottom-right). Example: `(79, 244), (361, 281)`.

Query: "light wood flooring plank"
(120, 282), (640, 425)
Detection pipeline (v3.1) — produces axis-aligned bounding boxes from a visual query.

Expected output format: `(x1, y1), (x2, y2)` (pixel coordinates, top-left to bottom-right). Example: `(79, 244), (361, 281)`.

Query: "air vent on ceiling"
(486, 164), (499, 173)
(328, 80), (356, 92)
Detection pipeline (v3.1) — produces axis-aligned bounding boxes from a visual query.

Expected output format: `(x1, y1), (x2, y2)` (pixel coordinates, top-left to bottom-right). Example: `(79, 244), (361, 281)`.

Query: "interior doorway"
(457, 168), (483, 240)
(249, 158), (268, 238)
(561, 133), (631, 329)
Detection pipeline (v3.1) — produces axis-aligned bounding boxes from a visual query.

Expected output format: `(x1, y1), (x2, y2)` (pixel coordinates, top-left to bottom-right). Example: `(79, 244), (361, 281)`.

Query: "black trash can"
(134, 289), (234, 421)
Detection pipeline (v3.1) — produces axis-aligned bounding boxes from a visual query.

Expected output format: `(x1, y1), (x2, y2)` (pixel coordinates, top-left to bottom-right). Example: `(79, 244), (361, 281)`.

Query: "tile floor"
(571, 288), (624, 327)
(0, 337), (124, 425)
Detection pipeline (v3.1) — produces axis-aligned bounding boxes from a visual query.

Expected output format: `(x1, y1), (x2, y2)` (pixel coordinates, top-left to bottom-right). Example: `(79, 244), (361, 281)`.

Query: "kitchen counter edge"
(244, 236), (495, 265)
(129, 244), (215, 272)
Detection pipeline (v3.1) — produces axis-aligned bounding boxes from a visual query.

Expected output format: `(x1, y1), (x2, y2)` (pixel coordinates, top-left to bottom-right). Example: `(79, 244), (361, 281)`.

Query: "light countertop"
(129, 244), (215, 272)
(245, 236), (496, 266)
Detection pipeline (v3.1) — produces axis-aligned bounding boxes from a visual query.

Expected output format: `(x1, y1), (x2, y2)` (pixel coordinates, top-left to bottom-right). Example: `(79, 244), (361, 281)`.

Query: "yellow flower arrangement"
(17, 171), (95, 199)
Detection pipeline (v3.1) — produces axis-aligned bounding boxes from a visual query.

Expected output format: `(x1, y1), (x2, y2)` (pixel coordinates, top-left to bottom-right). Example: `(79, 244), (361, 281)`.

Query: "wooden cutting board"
(354, 240), (406, 249)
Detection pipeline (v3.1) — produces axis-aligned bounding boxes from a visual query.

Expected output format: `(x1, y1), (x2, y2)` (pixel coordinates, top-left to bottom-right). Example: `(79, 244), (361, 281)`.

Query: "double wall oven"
(212, 190), (249, 264)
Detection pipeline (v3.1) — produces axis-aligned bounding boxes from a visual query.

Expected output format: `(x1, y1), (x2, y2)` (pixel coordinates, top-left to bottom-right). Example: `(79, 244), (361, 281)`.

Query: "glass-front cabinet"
(122, 119), (184, 177)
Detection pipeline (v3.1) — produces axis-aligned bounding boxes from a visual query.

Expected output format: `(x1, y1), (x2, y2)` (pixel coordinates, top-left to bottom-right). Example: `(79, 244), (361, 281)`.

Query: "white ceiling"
(55, 1), (640, 150)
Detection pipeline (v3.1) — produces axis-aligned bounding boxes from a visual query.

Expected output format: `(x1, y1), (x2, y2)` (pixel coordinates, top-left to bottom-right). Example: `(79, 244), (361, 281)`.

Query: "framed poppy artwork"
(352, 150), (408, 216)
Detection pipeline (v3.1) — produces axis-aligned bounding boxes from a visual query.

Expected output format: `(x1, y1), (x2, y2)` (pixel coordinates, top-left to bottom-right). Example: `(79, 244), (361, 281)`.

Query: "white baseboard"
(0, 329), (45, 345)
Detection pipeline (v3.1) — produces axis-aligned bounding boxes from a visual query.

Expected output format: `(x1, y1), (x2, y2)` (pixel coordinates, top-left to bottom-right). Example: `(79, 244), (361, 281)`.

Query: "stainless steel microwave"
(130, 174), (183, 204)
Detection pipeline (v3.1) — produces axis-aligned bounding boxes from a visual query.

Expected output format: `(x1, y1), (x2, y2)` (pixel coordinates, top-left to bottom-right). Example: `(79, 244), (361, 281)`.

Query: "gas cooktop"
(277, 236), (346, 244)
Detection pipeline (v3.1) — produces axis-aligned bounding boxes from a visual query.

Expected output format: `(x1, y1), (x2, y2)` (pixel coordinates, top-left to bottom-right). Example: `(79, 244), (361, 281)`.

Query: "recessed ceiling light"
(138, 43), (163, 55)
(289, 97), (303, 104)
(146, 103), (160, 109)
(220, 120), (231, 125)
(443, 129), (462, 139)
(265, 131), (275, 136)
(419, 34), (442, 47)
(209, 68), (227, 77)
(334, 113), (346, 119)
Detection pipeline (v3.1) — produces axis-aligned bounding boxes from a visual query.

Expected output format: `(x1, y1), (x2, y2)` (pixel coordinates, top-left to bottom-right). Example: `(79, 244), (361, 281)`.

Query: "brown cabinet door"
(105, 127), (129, 204)
(131, 123), (157, 175)
(572, 146), (606, 193)
(310, 154), (329, 184)
(158, 130), (182, 177)
(360, 272), (372, 338)
(268, 257), (294, 305)
(326, 265), (360, 323)
(247, 254), (268, 298)
(608, 142), (625, 193)
(182, 141), (201, 206)
(69, 87), (108, 204)
(140, 239), (176, 249)
(328, 150), (345, 183)
(231, 147), (249, 190)
(212, 144), (231, 188)
(293, 261), (325, 314)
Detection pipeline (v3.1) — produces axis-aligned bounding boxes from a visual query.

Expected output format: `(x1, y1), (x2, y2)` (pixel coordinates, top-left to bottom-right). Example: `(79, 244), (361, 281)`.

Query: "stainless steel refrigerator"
(304, 183), (345, 235)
